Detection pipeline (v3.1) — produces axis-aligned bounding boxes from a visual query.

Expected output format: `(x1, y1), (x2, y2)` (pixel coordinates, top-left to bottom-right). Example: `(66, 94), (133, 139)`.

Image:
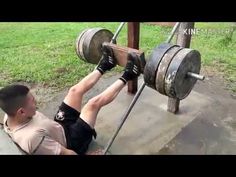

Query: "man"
(0, 45), (141, 155)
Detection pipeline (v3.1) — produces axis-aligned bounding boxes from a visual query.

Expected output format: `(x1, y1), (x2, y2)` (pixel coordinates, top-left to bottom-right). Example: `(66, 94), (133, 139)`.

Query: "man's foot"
(120, 52), (141, 84)
(96, 45), (117, 74)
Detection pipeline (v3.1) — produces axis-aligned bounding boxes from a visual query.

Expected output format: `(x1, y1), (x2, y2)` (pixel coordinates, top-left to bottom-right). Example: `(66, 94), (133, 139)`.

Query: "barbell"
(75, 28), (114, 64)
(144, 43), (204, 100)
(75, 22), (125, 64)
(75, 25), (204, 100)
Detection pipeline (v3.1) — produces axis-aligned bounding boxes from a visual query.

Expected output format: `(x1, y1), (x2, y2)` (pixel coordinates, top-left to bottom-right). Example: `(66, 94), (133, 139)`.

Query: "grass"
(192, 23), (236, 91)
(0, 22), (235, 91)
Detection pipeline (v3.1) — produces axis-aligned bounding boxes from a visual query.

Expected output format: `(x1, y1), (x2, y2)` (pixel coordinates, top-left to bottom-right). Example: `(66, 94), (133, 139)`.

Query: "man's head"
(0, 84), (36, 119)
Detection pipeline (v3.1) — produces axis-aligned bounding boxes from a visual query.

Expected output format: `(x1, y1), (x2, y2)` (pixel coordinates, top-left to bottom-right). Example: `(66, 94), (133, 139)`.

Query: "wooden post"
(176, 22), (195, 48)
(127, 22), (140, 94)
(167, 98), (180, 114)
(167, 22), (195, 114)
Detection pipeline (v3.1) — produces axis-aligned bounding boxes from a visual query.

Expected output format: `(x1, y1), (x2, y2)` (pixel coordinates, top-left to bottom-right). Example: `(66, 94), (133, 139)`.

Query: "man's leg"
(64, 46), (117, 112)
(80, 52), (141, 128)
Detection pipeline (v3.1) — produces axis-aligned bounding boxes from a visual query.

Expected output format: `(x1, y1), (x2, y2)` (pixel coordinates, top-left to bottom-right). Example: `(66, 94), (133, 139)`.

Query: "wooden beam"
(127, 22), (140, 94)
(167, 22), (195, 114)
(103, 42), (145, 73)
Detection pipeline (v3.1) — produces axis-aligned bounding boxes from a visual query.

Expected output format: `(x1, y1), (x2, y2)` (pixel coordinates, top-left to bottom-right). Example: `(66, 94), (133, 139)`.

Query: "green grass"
(192, 23), (236, 91)
(0, 22), (235, 91)
(0, 22), (124, 88)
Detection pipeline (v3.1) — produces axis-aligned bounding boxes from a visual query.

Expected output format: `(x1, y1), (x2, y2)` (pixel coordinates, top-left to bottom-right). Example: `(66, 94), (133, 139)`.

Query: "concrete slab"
(158, 75), (236, 154)
(91, 79), (213, 154)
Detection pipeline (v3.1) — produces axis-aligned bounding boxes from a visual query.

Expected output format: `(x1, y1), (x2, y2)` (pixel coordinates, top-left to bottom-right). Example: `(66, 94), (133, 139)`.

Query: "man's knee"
(68, 85), (84, 96)
(86, 96), (102, 110)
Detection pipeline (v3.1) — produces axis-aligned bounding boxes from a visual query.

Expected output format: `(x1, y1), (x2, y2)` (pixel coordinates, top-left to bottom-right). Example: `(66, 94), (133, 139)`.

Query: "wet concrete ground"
(0, 70), (236, 154)
(89, 78), (212, 154)
(159, 74), (236, 154)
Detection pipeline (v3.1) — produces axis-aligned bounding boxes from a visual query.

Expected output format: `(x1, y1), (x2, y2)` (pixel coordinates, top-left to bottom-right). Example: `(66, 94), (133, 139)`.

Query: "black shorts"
(54, 102), (97, 155)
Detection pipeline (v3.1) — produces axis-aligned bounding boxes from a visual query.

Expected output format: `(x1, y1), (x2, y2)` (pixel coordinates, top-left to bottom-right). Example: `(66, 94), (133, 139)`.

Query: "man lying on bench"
(0, 45), (141, 155)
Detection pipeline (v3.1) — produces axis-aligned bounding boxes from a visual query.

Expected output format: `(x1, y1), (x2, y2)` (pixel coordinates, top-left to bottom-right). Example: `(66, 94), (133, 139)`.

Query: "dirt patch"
(198, 65), (236, 98)
(53, 67), (69, 74)
(202, 62), (236, 93)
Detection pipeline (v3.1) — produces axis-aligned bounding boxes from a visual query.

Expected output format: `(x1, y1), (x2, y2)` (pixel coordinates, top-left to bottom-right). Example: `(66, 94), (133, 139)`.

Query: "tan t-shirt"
(3, 111), (67, 155)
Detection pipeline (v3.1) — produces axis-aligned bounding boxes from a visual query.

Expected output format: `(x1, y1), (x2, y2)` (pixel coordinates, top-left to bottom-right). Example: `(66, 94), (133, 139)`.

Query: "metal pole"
(103, 22), (181, 155)
(111, 22), (126, 44)
(166, 22), (180, 43)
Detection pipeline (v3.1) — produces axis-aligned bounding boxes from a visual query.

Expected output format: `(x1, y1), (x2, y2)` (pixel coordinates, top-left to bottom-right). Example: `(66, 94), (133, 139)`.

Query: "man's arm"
(31, 135), (77, 155)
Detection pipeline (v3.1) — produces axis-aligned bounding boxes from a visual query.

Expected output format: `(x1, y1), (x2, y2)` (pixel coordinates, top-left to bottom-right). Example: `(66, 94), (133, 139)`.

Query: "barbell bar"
(110, 22), (126, 44)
